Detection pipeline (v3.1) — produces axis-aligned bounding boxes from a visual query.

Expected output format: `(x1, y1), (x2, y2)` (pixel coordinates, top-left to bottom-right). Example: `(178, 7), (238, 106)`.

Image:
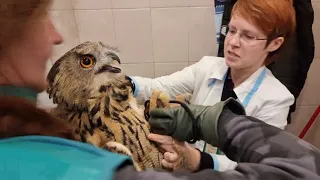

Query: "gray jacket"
(114, 109), (320, 180)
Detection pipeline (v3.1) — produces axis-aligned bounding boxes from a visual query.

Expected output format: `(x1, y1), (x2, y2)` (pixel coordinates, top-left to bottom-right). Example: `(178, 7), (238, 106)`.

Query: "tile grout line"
(295, 105), (320, 107)
(149, 0), (156, 78)
(71, 3), (81, 45)
(187, 6), (190, 63)
(111, 5), (118, 48)
(60, 6), (214, 11)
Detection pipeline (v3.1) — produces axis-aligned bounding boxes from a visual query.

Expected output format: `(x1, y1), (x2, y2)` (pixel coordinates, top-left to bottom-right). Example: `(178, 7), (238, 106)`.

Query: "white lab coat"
(131, 56), (295, 172)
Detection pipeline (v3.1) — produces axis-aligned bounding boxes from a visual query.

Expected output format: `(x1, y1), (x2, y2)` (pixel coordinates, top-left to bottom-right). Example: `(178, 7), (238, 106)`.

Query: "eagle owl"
(46, 41), (187, 171)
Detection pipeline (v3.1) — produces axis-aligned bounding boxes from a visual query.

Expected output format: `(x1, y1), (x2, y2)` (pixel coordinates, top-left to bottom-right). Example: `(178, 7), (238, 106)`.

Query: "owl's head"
(46, 41), (131, 110)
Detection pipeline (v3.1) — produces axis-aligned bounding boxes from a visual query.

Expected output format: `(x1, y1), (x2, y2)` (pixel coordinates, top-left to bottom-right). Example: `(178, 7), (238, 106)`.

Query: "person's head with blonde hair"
(0, 0), (63, 92)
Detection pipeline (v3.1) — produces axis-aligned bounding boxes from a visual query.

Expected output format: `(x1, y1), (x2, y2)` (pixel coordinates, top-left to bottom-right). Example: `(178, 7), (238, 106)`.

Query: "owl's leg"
(144, 89), (170, 121)
(85, 132), (103, 147)
(147, 90), (191, 171)
(104, 141), (143, 171)
(103, 141), (132, 156)
(148, 90), (191, 111)
(175, 93), (192, 105)
(149, 89), (171, 109)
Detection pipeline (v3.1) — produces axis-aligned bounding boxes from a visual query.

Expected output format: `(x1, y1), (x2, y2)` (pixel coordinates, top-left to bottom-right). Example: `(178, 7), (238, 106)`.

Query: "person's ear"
(266, 37), (284, 52)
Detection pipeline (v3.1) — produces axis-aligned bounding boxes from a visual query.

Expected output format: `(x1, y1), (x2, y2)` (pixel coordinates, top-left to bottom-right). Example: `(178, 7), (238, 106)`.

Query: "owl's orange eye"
(80, 56), (94, 68)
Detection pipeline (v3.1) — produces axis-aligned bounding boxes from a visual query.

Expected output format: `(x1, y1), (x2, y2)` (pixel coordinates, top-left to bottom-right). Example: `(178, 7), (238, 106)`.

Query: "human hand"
(148, 133), (184, 169)
(148, 133), (201, 171)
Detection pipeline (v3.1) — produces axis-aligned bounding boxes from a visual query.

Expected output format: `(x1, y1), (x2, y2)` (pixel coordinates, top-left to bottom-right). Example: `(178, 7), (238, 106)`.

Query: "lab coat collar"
(233, 65), (266, 95)
(208, 60), (229, 81)
(233, 65), (267, 106)
(208, 59), (266, 89)
(207, 59), (267, 104)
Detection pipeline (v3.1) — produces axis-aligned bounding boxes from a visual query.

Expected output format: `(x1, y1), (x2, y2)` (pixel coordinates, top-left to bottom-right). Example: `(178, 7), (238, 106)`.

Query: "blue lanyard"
(208, 68), (267, 108)
(241, 68), (266, 107)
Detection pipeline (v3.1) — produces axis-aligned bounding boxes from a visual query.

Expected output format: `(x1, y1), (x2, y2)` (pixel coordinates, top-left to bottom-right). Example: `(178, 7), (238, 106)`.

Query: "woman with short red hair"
(132, 0), (298, 172)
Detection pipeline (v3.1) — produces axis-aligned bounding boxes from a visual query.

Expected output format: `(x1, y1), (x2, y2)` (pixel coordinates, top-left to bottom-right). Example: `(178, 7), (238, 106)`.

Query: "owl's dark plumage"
(45, 41), (188, 171)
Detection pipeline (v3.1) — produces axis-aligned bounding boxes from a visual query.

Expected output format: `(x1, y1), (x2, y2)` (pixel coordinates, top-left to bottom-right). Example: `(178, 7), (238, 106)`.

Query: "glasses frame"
(220, 25), (269, 43)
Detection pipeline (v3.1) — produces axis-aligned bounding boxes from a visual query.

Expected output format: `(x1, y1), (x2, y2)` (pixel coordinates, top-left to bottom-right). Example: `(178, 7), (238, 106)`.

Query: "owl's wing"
(50, 105), (71, 123)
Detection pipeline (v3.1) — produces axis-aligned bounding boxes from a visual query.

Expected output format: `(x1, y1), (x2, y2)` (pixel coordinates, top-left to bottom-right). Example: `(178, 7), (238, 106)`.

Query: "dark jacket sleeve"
(114, 109), (320, 180)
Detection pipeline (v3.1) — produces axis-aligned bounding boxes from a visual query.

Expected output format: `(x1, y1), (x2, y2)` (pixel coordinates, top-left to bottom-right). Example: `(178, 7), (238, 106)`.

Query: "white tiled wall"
(37, 0), (216, 108)
(49, 0), (217, 74)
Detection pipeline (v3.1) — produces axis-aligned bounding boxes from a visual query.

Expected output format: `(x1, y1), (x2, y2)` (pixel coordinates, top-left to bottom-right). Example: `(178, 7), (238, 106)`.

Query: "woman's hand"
(148, 133), (201, 171)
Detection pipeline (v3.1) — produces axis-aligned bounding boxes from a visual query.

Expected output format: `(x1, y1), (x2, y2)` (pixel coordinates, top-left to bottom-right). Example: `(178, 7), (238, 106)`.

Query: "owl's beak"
(95, 65), (121, 74)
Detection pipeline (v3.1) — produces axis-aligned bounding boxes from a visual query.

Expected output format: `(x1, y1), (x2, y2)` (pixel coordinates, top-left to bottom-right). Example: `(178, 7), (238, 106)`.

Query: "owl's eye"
(80, 55), (95, 68)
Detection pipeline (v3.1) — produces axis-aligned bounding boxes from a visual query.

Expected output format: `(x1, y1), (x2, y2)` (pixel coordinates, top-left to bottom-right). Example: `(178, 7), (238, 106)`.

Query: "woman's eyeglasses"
(220, 25), (269, 44)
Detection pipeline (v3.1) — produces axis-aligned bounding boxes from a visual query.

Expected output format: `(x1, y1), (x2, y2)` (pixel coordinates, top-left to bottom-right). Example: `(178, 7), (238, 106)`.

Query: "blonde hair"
(0, 0), (52, 56)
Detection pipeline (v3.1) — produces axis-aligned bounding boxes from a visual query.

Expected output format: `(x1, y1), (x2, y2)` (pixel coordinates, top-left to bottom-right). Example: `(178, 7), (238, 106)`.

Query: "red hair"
(0, 0), (52, 56)
(231, 0), (296, 40)
(0, 96), (76, 140)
